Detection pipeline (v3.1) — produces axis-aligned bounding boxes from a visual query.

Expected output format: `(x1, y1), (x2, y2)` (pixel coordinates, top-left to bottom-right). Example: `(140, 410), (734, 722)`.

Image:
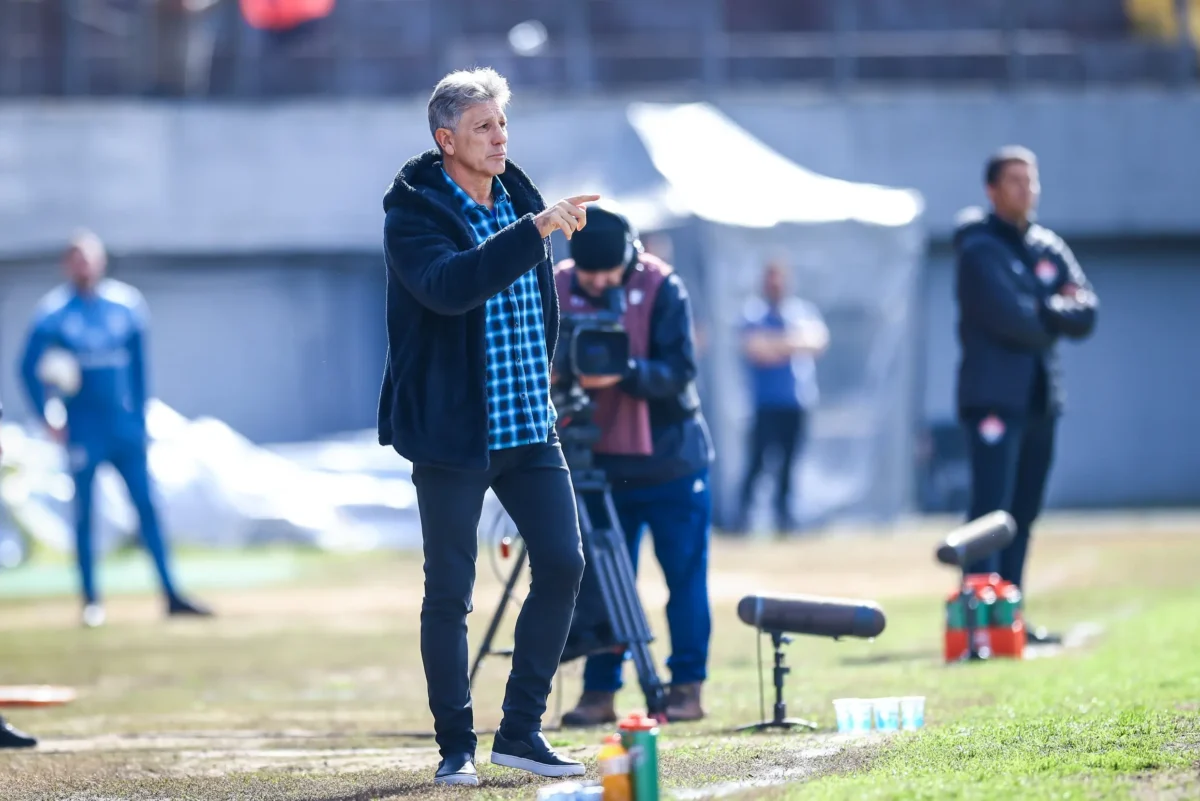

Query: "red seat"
(240, 0), (336, 31)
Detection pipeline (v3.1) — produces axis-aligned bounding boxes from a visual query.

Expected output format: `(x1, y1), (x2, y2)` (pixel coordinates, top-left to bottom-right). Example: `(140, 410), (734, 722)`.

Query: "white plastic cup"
(833, 698), (856, 733)
(873, 697), (901, 732)
(900, 696), (926, 731)
(849, 698), (874, 734)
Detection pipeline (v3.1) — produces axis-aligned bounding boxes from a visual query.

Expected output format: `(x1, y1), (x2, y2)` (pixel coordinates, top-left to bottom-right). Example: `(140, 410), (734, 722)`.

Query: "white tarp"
(0, 401), (422, 562)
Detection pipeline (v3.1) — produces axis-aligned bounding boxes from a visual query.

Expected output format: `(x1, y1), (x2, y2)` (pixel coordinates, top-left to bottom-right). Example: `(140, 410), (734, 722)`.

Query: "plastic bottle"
(618, 713), (660, 801)
(597, 733), (633, 801)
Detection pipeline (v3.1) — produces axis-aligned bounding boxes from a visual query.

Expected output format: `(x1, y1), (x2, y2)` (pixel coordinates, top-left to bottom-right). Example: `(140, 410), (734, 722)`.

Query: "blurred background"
(1, 0), (1198, 567)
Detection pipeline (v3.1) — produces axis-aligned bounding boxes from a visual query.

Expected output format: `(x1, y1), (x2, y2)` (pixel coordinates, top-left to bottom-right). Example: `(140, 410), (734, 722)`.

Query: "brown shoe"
(665, 682), (706, 722)
(560, 690), (617, 727)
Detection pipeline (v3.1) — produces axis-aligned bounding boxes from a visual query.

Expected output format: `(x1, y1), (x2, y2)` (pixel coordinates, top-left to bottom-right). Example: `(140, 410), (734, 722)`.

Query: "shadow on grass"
(837, 648), (940, 667)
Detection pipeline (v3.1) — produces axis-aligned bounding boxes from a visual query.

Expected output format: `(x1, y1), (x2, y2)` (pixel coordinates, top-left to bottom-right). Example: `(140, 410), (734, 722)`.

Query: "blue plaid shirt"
(440, 167), (556, 450)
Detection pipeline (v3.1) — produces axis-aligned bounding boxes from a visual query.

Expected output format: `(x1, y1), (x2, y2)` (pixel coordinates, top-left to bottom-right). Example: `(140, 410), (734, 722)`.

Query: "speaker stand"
(737, 630), (817, 733)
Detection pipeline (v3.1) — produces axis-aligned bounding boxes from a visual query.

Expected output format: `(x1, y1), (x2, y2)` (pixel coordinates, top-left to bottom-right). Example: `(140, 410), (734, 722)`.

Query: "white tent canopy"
(626, 101), (923, 229)
(543, 102), (928, 528)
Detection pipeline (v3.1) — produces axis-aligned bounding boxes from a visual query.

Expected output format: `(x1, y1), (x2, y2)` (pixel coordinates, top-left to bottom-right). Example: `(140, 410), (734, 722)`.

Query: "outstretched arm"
(385, 211), (549, 315)
(19, 321), (53, 425)
(385, 194), (599, 316)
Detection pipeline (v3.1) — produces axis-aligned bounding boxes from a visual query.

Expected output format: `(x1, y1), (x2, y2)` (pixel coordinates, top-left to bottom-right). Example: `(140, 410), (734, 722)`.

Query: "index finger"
(566, 194), (601, 205)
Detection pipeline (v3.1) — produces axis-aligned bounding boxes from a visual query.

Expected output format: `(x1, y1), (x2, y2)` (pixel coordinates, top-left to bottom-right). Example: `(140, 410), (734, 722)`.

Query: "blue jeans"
(582, 468), (713, 692)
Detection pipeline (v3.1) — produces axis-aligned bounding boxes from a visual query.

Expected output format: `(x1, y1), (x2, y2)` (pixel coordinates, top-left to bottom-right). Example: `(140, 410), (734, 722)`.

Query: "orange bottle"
(598, 733), (633, 801)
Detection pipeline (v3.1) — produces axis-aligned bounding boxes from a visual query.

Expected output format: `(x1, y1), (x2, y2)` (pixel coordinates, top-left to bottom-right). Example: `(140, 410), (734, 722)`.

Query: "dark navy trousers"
(582, 468), (712, 693)
(961, 411), (1057, 589)
(411, 439), (585, 758)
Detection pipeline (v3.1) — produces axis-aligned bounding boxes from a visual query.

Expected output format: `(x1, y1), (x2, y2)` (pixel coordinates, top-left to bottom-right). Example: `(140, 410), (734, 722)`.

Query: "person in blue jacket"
(19, 231), (211, 628)
(953, 147), (1098, 644)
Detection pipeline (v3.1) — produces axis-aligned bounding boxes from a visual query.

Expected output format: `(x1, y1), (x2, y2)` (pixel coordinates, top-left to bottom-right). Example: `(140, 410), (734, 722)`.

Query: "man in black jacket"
(550, 208), (715, 726)
(954, 146), (1098, 643)
(0, 401), (38, 748)
(378, 67), (599, 786)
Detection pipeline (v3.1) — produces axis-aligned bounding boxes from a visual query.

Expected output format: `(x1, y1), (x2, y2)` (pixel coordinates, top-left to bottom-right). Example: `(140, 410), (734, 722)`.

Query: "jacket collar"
(382, 148), (543, 217)
(987, 211), (1033, 248)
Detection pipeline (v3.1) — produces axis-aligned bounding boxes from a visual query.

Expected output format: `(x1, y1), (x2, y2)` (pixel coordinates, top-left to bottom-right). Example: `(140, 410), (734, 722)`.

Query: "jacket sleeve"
(958, 239), (1056, 351)
(384, 209), (549, 316)
(619, 274), (697, 399)
(19, 317), (53, 424)
(1041, 237), (1098, 340)
(129, 303), (150, 415)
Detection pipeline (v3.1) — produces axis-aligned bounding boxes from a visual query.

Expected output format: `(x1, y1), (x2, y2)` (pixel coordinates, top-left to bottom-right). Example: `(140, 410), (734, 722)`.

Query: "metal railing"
(0, 0), (1195, 98)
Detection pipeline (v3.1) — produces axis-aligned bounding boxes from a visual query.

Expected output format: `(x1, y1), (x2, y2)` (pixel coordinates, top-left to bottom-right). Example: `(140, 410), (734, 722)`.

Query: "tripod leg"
(469, 542), (527, 687)
(577, 487), (668, 718)
(628, 641), (667, 718)
(593, 491), (657, 646)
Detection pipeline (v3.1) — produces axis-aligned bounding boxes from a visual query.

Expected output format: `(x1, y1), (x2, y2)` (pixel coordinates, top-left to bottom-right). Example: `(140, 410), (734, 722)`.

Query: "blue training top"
(740, 296), (823, 411)
(19, 279), (150, 446)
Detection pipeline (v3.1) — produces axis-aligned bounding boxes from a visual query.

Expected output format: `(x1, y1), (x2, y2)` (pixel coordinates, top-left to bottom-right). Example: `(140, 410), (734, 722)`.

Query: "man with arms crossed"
(953, 146), (1098, 644)
(379, 67), (597, 786)
(735, 262), (829, 535)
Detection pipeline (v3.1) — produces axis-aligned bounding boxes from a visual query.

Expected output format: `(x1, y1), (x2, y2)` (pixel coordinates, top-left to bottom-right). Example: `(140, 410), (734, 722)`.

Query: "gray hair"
(427, 68), (512, 142)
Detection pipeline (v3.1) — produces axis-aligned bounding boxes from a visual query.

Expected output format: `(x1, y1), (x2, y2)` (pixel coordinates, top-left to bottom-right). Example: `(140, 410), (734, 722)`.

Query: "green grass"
(0, 521), (1198, 800)
(782, 590), (1200, 800)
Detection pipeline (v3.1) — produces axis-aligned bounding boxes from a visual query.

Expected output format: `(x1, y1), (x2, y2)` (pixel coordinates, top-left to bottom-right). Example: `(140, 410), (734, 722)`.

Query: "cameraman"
(553, 207), (714, 725)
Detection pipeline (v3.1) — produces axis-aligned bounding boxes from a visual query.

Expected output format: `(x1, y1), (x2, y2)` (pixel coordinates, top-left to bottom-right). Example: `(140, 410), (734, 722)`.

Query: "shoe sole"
(490, 752), (585, 777)
(434, 773), (480, 787)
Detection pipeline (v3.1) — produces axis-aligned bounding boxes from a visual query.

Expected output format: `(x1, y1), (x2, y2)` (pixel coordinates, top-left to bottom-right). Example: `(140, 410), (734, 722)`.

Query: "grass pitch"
(0, 514), (1198, 800)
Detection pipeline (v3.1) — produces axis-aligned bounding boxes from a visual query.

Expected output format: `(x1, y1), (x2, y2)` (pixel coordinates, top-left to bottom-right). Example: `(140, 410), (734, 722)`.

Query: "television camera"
(551, 285), (630, 467)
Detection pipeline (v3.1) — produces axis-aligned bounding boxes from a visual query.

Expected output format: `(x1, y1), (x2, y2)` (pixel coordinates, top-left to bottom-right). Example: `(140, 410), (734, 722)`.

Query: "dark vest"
(554, 254), (671, 456)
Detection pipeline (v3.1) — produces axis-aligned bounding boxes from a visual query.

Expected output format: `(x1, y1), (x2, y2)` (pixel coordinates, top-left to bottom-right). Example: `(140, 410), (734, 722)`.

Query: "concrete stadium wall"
(2, 89), (1200, 257)
(3, 88), (1199, 510)
(0, 254), (385, 444)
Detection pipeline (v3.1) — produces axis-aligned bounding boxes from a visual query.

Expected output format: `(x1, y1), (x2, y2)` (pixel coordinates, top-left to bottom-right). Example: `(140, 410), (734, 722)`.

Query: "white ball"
(36, 348), (82, 397)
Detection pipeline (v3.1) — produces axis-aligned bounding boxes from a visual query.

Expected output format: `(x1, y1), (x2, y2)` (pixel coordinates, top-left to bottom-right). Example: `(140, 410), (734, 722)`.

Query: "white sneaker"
(82, 604), (106, 628)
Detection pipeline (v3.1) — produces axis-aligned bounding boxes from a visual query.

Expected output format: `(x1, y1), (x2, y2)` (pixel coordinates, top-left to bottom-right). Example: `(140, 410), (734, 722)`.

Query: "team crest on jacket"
(1035, 259), (1058, 284)
(978, 415), (1005, 445)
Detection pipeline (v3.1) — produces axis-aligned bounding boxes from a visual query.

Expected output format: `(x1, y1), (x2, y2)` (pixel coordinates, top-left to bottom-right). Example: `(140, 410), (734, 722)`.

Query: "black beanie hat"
(570, 206), (637, 272)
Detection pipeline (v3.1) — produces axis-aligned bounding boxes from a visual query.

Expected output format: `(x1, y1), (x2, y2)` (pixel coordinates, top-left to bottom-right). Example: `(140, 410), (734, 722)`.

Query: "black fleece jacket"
(376, 149), (559, 470)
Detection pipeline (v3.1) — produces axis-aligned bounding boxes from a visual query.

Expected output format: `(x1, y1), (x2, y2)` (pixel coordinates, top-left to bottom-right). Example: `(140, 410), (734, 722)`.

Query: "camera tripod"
(469, 447), (668, 721)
